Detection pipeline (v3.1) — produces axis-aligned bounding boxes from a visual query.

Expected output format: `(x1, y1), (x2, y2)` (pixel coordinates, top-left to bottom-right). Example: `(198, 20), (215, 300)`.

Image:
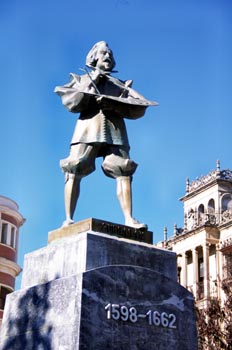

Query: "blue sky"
(0, 0), (231, 289)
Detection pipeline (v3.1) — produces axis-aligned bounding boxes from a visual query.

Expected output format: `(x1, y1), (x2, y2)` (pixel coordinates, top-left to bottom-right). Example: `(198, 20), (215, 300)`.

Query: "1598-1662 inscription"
(105, 303), (177, 329)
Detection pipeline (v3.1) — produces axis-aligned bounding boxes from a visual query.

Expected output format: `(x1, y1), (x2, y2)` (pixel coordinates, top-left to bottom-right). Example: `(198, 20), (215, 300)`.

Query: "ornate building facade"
(0, 196), (25, 326)
(159, 161), (232, 305)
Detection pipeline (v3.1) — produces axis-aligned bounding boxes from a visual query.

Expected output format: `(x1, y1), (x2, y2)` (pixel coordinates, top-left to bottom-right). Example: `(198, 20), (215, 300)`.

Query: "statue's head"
(86, 41), (116, 72)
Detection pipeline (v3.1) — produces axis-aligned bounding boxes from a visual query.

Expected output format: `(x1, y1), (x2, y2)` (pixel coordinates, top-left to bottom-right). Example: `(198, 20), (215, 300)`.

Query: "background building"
(0, 196), (25, 327)
(159, 161), (232, 306)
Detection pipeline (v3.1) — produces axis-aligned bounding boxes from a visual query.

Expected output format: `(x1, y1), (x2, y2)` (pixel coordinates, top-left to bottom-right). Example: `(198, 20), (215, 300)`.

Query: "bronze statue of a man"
(55, 41), (157, 228)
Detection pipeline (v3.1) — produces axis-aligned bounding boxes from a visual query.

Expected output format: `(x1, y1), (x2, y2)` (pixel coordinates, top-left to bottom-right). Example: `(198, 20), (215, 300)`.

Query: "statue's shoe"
(125, 218), (148, 230)
(62, 218), (74, 227)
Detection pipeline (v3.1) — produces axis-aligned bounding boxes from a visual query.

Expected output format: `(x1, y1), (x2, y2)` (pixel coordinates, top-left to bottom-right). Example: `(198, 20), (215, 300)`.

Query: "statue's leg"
(62, 173), (82, 227)
(102, 147), (147, 229)
(116, 176), (147, 229)
(116, 176), (132, 223)
(60, 143), (97, 227)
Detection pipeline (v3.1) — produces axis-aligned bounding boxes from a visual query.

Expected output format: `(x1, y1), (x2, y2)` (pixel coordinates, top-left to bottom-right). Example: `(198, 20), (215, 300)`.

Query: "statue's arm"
(96, 79), (154, 119)
(54, 72), (100, 113)
(124, 81), (148, 101)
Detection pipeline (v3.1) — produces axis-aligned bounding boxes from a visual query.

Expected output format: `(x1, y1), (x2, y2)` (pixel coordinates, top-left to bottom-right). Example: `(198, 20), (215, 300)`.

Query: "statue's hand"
(96, 96), (112, 111)
(96, 96), (103, 103)
(90, 69), (101, 83)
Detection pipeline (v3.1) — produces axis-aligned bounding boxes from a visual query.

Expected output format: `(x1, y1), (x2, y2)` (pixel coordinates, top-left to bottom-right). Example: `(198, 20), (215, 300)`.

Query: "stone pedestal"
(0, 219), (198, 350)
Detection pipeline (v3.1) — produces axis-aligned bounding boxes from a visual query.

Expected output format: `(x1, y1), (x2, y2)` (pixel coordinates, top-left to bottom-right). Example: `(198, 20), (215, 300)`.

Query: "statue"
(55, 41), (157, 228)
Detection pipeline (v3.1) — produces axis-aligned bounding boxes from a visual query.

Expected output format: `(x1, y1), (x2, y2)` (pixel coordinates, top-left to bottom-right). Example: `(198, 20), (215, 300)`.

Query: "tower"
(0, 195), (25, 327)
(161, 161), (232, 305)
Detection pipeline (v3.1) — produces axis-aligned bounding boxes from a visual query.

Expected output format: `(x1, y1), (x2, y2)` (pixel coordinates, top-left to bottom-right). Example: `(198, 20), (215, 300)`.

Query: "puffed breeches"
(60, 143), (138, 179)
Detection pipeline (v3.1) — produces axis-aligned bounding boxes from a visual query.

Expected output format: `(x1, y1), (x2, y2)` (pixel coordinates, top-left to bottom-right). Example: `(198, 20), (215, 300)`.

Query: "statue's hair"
(86, 41), (116, 70)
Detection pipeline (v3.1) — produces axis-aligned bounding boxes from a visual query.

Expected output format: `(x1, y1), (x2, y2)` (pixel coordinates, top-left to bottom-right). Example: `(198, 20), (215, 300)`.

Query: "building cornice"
(180, 179), (218, 202)
(0, 257), (21, 277)
(0, 196), (19, 211)
(180, 166), (232, 202)
(165, 224), (220, 248)
(218, 218), (232, 230)
(0, 206), (25, 227)
(220, 236), (232, 253)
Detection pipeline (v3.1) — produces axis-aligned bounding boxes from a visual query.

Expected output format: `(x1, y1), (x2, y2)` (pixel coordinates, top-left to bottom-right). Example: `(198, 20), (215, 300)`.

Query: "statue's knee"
(64, 172), (75, 184)
(60, 155), (95, 176)
(102, 155), (138, 179)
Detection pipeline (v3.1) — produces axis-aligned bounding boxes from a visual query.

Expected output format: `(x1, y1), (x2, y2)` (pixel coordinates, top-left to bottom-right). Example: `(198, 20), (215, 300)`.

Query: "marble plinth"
(21, 230), (177, 289)
(1, 266), (197, 350)
(1, 221), (197, 349)
(48, 218), (153, 244)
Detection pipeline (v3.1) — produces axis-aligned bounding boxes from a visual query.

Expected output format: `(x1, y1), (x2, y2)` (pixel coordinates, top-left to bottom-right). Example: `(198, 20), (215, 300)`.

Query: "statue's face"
(95, 45), (114, 71)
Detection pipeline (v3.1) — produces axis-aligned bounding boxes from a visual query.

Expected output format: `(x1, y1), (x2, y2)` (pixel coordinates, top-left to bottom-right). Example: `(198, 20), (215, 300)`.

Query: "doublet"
(57, 73), (130, 148)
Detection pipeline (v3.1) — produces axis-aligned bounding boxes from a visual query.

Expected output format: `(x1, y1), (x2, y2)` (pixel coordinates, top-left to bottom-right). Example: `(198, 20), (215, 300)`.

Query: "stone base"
(21, 230), (177, 289)
(1, 221), (197, 349)
(1, 266), (197, 350)
(48, 218), (153, 244)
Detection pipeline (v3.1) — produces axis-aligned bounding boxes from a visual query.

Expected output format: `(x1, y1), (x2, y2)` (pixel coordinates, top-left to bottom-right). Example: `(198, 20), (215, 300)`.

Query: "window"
(208, 199), (215, 214)
(209, 245), (216, 281)
(177, 267), (181, 284)
(198, 204), (205, 225)
(223, 253), (232, 280)
(0, 222), (17, 248)
(199, 258), (204, 280)
(198, 204), (205, 215)
(0, 286), (11, 310)
(222, 194), (232, 212)
(10, 227), (15, 248)
(1, 223), (8, 244)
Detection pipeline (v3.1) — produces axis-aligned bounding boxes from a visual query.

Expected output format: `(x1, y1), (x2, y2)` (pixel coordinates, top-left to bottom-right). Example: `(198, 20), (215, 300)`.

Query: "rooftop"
(185, 160), (232, 196)
(0, 195), (19, 212)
